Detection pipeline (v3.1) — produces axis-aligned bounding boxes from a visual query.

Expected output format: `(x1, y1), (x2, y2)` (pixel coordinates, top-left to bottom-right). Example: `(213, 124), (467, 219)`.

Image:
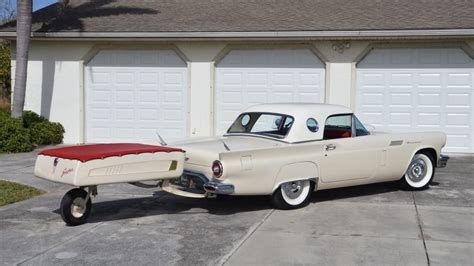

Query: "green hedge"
(29, 121), (65, 145)
(0, 109), (65, 153)
(0, 115), (33, 153)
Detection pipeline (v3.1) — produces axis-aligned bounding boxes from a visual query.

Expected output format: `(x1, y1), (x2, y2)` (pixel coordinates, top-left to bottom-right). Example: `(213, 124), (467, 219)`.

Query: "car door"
(319, 114), (378, 183)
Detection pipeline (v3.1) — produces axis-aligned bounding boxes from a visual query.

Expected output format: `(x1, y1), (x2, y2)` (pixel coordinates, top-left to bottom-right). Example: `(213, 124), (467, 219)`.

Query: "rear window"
(227, 113), (294, 138)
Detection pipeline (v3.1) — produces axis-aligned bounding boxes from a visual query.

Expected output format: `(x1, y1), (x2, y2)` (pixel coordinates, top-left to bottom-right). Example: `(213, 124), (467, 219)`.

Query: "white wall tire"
(401, 153), (434, 190)
(271, 180), (314, 210)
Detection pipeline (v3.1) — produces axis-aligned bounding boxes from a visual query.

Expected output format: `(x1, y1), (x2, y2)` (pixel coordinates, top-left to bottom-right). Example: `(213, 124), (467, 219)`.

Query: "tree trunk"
(11, 0), (32, 118)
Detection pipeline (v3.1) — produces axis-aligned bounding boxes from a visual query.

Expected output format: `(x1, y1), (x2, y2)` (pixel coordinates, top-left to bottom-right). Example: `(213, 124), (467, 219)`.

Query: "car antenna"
(155, 131), (168, 146)
(221, 140), (230, 151)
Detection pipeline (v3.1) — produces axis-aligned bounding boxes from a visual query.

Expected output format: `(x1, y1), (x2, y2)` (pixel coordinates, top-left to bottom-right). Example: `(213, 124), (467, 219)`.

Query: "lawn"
(0, 180), (45, 206)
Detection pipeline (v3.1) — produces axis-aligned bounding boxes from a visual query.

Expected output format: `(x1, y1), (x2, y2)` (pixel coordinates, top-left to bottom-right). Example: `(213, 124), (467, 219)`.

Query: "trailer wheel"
(60, 188), (92, 226)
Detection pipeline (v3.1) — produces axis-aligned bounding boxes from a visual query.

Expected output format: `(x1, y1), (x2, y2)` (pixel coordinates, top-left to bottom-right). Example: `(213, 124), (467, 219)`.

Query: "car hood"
(171, 135), (284, 166)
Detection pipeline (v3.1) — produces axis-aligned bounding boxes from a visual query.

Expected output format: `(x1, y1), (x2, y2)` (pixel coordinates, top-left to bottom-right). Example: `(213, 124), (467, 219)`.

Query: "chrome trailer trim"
(438, 155), (449, 168)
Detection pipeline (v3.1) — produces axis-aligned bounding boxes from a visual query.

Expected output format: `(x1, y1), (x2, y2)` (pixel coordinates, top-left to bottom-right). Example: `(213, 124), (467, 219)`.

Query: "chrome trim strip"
(437, 155), (449, 168)
(203, 181), (235, 195)
(390, 140), (404, 146)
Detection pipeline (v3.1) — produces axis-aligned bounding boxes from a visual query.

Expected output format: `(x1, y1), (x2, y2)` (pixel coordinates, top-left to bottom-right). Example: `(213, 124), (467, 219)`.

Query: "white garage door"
(357, 48), (474, 153)
(215, 49), (325, 134)
(85, 50), (188, 143)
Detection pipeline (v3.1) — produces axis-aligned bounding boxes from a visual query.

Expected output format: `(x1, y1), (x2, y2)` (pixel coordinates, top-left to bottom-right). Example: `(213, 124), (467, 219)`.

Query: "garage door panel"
(215, 48), (325, 134)
(357, 48), (473, 152)
(86, 50), (187, 143)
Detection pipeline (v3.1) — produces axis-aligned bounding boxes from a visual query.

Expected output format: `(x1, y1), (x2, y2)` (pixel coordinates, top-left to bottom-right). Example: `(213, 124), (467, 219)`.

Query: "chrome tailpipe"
(203, 181), (234, 195)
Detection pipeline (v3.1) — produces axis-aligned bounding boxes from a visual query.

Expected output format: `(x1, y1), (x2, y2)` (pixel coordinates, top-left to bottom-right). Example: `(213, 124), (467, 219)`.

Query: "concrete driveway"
(0, 151), (472, 265)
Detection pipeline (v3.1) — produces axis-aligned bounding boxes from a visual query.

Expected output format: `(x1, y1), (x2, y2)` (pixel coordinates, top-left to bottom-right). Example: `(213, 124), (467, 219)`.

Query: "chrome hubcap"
(407, 159), (427, 182)
(282, 181), (304, 199)
(71, 198), (86, 218)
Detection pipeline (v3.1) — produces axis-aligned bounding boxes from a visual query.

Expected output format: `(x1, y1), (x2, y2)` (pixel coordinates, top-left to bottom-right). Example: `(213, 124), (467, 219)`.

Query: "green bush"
(0, 115), (33, 153)
(22, 110), (47, 128)
(29, 121), (65, 145)
(0, 106), (9, 118)
(0, 110), (65, 153)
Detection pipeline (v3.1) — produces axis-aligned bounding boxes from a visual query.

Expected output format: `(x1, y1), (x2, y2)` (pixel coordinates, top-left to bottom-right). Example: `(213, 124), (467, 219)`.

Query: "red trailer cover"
(39, 143), (184, 162)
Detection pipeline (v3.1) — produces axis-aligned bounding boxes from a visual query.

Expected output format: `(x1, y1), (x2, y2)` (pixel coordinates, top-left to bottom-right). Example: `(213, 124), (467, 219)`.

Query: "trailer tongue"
(34, 143), (190, 226)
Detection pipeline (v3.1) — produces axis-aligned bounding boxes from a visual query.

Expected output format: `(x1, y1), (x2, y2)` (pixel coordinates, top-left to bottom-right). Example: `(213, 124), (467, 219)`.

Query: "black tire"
(400, 152), (435, 191)
(271, 180), (315, 210)
(60, 188), (92, 226)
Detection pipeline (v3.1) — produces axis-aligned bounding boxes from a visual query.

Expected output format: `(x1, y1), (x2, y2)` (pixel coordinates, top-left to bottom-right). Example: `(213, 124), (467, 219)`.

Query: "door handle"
(325, 144), (336, 151)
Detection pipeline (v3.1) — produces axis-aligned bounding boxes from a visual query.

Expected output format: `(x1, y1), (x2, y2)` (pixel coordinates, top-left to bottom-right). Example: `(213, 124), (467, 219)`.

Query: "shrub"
(22, 110), (47, 128)
(0, 115), (33, 153)
(29, 121), (65, 145)
(0, 106), (9, 118)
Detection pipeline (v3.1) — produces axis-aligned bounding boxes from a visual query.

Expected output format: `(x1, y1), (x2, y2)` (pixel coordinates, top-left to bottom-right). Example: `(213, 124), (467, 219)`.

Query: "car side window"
(324, 114), (352, 140)
(355, 116), (370, 136)
(306, 118), (319, 132)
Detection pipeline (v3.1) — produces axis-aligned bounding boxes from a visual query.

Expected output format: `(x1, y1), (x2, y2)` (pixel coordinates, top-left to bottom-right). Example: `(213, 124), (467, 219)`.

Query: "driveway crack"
(412, 192), (430, 266)
(219, 209), (275, 265)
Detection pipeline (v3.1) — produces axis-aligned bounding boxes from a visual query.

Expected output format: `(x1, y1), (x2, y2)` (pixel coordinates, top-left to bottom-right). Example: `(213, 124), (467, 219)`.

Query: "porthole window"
(241, 114), (251, 127)
(306, 118), (319, 132)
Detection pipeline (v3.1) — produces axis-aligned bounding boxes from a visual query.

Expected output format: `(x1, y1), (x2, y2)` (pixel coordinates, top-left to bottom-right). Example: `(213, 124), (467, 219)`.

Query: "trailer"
(34, 143), (191, 226)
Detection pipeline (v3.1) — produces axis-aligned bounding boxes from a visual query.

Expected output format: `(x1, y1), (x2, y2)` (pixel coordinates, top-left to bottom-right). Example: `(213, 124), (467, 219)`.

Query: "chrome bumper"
(438, 155), (449, 168)
(203, 181), (235, 195)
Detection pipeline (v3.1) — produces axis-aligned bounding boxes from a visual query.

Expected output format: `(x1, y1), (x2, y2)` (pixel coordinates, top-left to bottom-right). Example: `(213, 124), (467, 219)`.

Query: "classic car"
(177, 103), (449, 209)
(35, 103), (449, 225)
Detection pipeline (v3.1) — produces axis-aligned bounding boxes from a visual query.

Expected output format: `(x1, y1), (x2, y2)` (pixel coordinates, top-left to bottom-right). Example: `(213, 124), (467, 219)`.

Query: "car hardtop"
(227, 103), (355, 143)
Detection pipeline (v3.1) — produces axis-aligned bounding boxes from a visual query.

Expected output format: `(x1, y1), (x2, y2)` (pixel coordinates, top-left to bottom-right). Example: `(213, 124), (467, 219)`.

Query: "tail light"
(212, 160), (223, 178)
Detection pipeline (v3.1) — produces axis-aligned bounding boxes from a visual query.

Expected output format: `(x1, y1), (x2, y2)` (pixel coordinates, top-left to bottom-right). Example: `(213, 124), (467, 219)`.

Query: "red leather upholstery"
(324, 130), (351, 139)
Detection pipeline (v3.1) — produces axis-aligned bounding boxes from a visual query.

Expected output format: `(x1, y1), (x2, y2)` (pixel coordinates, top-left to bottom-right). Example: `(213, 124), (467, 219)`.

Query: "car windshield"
(227, 113), (294, 139)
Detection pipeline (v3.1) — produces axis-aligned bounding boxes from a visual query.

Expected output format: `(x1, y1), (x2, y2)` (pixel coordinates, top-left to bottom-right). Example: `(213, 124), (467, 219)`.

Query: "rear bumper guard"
(203, 181), (235, 195)
(438, 154), (449, 168)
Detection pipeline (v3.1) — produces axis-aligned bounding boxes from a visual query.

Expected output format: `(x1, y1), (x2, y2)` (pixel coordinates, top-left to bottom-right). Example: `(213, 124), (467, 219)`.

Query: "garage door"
(357, 48), (474, 153)
(215, 48), (325, 134)
(85, 50), (188, 143)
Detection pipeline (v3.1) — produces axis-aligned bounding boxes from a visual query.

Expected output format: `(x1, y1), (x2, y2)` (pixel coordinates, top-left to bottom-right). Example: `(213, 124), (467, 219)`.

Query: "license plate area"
(171, 172), (207, 191)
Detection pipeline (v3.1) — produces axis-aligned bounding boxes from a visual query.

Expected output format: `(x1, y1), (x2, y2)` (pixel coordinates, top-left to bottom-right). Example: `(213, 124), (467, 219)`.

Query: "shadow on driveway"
(50, 179), (436, 224)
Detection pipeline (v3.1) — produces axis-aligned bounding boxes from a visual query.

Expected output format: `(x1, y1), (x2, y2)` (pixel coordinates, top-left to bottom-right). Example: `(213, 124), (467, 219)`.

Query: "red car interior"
(324, 129), (351, 139)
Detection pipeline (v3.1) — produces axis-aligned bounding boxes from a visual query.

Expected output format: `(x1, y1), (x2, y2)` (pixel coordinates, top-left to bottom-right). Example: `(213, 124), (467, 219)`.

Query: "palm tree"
(11, 0), (32, 118)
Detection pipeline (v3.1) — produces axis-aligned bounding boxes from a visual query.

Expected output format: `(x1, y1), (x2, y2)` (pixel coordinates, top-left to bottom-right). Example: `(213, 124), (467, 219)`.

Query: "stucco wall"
(12, 38), (474, 144)
(11, 41), (93, 143)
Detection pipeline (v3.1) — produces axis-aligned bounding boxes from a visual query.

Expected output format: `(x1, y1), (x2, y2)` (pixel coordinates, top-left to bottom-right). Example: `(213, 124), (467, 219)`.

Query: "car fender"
(272, 161), (319, 193)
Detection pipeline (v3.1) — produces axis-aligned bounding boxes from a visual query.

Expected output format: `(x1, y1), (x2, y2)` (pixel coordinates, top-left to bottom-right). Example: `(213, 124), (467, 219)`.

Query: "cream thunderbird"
(35, 103), (449, 225)
(178, 103), (449, 209)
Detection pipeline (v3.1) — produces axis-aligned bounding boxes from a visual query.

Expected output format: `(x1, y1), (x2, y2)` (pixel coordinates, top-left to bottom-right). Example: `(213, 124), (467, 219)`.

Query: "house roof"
(0, 0), (473, 38)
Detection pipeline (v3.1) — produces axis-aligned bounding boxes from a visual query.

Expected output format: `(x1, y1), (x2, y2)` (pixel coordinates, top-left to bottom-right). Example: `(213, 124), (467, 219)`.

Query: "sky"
(10, 0), (58, 11)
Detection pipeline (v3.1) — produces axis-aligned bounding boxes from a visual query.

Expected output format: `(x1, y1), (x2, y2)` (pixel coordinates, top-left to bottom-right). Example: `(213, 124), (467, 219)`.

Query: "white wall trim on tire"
(280, 180), (311, 206)
(404, 154), (434, 188)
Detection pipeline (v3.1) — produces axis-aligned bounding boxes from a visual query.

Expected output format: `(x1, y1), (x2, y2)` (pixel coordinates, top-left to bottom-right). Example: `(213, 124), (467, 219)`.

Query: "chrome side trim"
(390, 140), (403, 146)
(203, 182), (235, 195)
(438, 155), (449, 168)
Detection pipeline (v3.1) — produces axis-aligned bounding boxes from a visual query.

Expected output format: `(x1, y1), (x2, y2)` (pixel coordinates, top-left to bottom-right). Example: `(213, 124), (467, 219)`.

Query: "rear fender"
(272, 162), (319, 193)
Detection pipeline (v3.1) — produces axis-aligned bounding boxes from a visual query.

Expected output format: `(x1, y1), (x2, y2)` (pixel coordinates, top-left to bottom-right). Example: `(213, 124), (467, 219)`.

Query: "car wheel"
(271, 180), (314, 210)
(400, 153), (435, 190)
(60, 188), (92, 226)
